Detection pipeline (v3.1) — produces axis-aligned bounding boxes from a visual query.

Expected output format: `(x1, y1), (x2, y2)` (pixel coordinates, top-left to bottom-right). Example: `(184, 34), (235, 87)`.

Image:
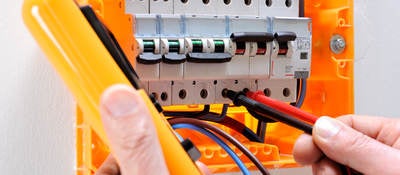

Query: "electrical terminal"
(146, 78), (296, 105)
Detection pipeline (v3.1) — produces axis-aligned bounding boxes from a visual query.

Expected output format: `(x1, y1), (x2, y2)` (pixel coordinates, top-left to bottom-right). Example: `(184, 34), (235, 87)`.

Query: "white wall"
(354, 0), (400, 117)
(0, 0), (75, 174)
(1, 0), (399, 175)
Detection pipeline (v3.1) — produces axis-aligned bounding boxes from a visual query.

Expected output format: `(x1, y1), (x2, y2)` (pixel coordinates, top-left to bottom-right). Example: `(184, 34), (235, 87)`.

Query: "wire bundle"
(164, 104), (262, 142)
(164, 79), (310, 174)
(169, 118), (270, 175)
(172, 123), (250, 175)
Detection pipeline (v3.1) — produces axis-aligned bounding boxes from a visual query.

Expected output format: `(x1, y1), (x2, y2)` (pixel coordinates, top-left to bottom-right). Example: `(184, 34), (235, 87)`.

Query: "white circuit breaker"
(126, 0), (312, 106)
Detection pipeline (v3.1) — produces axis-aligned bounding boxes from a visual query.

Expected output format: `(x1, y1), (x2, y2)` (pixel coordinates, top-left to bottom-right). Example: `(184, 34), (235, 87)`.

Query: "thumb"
(313, 116), (400, 175)
(99, 85), (169, 175)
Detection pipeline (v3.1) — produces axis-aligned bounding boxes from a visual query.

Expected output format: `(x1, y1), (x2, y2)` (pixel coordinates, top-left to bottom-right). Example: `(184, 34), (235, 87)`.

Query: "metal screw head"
(330, 35), (346, 54)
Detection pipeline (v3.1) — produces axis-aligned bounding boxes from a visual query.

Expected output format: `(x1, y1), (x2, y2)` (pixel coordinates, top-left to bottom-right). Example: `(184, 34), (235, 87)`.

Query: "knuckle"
(337, 115), (355, 126)
(348, 133), (371, 151)
(342, 132), (372, 162)
(389, 122), (400, 148)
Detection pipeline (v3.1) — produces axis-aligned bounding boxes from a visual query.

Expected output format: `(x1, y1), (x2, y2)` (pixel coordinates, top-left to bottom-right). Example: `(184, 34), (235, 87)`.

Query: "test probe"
(223, 89), (361, 175)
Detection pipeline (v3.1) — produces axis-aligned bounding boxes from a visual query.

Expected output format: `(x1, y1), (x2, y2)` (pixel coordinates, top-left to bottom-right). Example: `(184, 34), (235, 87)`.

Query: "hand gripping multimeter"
(22, 0), (202, 174)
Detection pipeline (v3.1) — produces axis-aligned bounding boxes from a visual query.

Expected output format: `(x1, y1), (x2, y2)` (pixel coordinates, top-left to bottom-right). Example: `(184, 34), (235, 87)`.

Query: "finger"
(337, 115), (392, 139)
(313, 116), (400, 174)
(376, 120), (400, 149)
(334, 115), (400, 149)
(293, 115), (389, 166)
(100, 84), (169, 175)
(339, 115), (400, 149)
(95, 155), (120, 175)
(293, 134), (323, 165)
(312, 158), (341, 175)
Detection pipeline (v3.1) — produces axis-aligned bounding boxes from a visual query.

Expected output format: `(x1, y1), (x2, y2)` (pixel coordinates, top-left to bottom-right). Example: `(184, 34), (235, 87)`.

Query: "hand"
(95, 85), (211, 175)
(293, 115), (400, 175)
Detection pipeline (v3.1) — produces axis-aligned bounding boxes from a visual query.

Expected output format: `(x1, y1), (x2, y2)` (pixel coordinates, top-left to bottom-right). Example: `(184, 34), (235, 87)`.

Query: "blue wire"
(295, 78), (307, 108)
(172, 123), (250, 175)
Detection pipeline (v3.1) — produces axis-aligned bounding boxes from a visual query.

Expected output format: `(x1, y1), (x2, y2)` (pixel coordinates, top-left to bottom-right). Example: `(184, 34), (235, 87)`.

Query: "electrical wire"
(172, 123), (250, 175)
(290, 78), (301, 107)
(198, 104), (229, 122)
(295, 78), (307, 108)
(299, 0), (305, 17)
(165, 104), (262, 142)
(214, 116), (262, 142)
(246, 89), (318, 124)
(290, 78), (307, 108)
(169, 118), (270, 175)
(163, 104), (210, 117)
(247, 108), (275, 142)
(256, 120), (267, 143)
(200, 104), (262, 142)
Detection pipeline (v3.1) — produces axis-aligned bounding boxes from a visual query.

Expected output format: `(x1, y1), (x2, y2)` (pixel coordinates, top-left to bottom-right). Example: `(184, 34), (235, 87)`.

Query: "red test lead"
(246, 90), (319, 124)
(244, 90), (360, 175)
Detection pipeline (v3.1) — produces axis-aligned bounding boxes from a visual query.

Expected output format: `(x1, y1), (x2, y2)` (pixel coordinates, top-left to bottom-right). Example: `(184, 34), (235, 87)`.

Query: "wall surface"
(0, 0), (399, 175)
(0, 0), (75, 174)
(354, 0), (400, 117)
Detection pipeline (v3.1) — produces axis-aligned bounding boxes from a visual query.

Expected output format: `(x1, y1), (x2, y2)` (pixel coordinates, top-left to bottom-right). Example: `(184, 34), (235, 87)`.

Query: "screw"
(336, 38), (345, 48)
(330, 35), (346, 54)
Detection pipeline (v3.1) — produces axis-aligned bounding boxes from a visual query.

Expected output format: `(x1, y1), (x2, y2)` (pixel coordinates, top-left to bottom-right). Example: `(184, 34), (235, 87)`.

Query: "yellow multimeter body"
(22, 0), (202, 174)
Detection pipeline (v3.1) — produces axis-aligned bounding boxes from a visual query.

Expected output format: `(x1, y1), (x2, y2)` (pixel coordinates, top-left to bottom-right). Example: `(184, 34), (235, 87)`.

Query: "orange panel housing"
(76, 0), (353, 173)
(23, 0), (353, 174)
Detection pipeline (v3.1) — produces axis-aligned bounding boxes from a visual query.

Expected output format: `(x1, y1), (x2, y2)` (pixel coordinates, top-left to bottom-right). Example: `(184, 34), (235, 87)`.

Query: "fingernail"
(314, 117), (341, 139)
(102, 88), (138, 117)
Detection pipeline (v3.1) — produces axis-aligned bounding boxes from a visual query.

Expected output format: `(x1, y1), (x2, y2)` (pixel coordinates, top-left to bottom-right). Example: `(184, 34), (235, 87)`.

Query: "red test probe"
(246, 90), (319, 124)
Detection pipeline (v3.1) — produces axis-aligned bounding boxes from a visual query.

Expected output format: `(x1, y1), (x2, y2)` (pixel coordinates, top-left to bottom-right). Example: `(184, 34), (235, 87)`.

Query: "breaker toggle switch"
(273, 32), (296, 57)
(256, 42), (267, 55)
(234, 42), (246, 55)
(161, 39), (186, 64)
(136, 39), (162, 64)
(230, 32), (274, 56)
(185, 38), (232, 63)
(230, 32), (274, 42)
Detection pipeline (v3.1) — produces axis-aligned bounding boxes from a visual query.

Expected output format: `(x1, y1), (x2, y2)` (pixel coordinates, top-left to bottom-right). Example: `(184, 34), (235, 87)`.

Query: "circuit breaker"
(130, 0), (312, 106)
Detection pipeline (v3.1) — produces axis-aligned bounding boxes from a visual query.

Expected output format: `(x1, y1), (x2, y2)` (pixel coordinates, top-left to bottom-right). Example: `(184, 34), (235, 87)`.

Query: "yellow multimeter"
(22, 0), (202, 174)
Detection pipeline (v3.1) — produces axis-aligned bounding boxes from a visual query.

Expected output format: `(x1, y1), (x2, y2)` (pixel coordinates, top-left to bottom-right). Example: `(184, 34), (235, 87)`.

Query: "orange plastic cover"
(76, 0), (354, 173)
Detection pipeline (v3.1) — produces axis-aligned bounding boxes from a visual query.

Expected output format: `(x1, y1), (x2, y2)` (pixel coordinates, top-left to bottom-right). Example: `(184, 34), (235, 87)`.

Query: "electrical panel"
(22, 0), (354, 174)
(129, 0), (312, 106)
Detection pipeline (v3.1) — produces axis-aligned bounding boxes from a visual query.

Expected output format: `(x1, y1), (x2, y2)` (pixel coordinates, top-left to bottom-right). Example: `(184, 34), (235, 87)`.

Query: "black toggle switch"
(163, 53), (186, 64)
(137, 53), (162, 64)
(187, 53), (232, 63)
(274, 32), (297, 56)
(274, 31), (297, 42)
(230, 32), (274, 42)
